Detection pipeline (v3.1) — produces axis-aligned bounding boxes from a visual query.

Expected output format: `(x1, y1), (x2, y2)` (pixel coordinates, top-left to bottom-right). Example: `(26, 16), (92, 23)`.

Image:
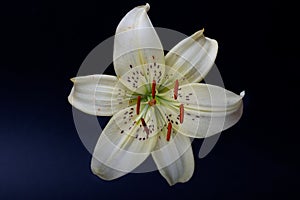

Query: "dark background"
(0, 0), (298, 199)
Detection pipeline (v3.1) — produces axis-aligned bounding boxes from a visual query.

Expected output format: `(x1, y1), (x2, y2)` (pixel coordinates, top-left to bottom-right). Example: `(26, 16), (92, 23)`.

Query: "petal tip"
(67, 93), (73, 105)
(70, 77), (75, 83)
(240, 90), (245, 97)
(91, 167), (111, 181)
(138, 3), (150, 12)
(167, 181), (176, 186)
(191, 29), (205, 40)
(145, 3), (150, 11)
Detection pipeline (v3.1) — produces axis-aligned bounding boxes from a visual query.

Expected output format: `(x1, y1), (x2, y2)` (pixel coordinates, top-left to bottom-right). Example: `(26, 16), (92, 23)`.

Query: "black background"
(0, 0), (298, 199)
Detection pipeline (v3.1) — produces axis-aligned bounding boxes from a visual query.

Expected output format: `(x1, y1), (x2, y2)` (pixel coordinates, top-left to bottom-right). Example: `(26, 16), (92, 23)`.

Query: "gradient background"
(1, 0), (298, 199)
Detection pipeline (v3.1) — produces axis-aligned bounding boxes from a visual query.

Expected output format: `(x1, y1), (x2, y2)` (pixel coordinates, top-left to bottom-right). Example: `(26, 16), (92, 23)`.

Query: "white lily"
(68, 3), (244, 186)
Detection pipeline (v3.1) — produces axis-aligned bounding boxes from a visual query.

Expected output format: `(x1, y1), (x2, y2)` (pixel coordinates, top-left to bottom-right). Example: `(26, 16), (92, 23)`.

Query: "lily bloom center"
(123, 63), (185, 142)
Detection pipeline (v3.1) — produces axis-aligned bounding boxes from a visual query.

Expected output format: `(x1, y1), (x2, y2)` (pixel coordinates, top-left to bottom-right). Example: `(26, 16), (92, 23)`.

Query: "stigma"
(148, 99), (156, 106)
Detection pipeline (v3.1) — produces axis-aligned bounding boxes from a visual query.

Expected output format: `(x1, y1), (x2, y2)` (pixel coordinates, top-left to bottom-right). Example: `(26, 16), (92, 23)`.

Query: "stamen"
(141, 118), (146, 126)
(148, 99), (156, 106)
(180, 104), (184, 124)
(166, 122), (172, 141)
(152, 80), (156, 99)
(141, 118), (150, 136)
(174, 79), (179, 100)
(136, 96), (141, 115)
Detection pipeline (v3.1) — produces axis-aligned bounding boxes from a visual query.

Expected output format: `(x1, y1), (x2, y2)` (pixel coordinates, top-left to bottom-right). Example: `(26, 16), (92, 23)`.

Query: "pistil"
(148, 98), (156, 106)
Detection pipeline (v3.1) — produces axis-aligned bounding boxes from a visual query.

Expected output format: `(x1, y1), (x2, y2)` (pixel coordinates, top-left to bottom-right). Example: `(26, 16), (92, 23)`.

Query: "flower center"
(120, 65), (188, 142)
(134, 79), (185, 141)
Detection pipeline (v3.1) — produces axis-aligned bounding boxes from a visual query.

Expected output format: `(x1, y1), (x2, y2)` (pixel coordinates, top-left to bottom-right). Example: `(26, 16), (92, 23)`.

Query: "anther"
(141, 118), (146, 126)
(152, 80), (156, 99)
(174, 80), (179, 100)
(180, 104), (184, 124)
(141, 118), (150, 136)
(166, 122), (172, 141)
(136, 96), (141, 115)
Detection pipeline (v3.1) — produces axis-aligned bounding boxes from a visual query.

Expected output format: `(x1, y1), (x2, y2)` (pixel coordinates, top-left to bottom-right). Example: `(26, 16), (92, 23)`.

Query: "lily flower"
(68, 3), (244, 185)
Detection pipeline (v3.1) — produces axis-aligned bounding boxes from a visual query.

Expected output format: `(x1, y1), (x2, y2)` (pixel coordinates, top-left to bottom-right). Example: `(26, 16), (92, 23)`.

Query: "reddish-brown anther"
(166, 122), (172, 141)
(180, 104), (184, 124)
(141, 118), (149, 136)
(152, 80), (156, 99)
(174, 79), (179, 100)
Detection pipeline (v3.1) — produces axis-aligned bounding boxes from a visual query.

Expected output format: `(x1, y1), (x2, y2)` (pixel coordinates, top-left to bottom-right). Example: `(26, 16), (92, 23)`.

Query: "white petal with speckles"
(68, 75), (134, 116)
(113, 3), (165, 79)
(152, 129), (194, 186)
(160, 83), (244, 138)
(165, 29), (218, 83)
(119, 64), (166, 94)
(91, 105), (158, 180)
(112, 105), (163, 139)
(67, 3), (245, 186)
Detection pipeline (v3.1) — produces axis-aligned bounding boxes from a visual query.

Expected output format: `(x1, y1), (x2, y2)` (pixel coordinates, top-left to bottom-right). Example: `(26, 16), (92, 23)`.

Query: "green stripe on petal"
(165, 29), (218, 83)
(111, 105), (163, 139)
(159, 83), (244, 138)
(68, 75), (134, 116)
(158, 65), (190, 92)
(162, 83), (243, 111)
(91, 106), (158, 180)
(113, 3), (165, 78)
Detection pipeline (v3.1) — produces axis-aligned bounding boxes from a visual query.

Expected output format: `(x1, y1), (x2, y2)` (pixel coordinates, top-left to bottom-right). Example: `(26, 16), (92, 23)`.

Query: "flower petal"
(165, 29), (218, 83)
(152, 128), (194, 186)
(119, 63), (166, 94)
(91, 105), (158, 180)
(68, 75), (135, 116)
(159, 83), (244, 138)
(113, 3), (165, 78)
(110, 104), (164, 139)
